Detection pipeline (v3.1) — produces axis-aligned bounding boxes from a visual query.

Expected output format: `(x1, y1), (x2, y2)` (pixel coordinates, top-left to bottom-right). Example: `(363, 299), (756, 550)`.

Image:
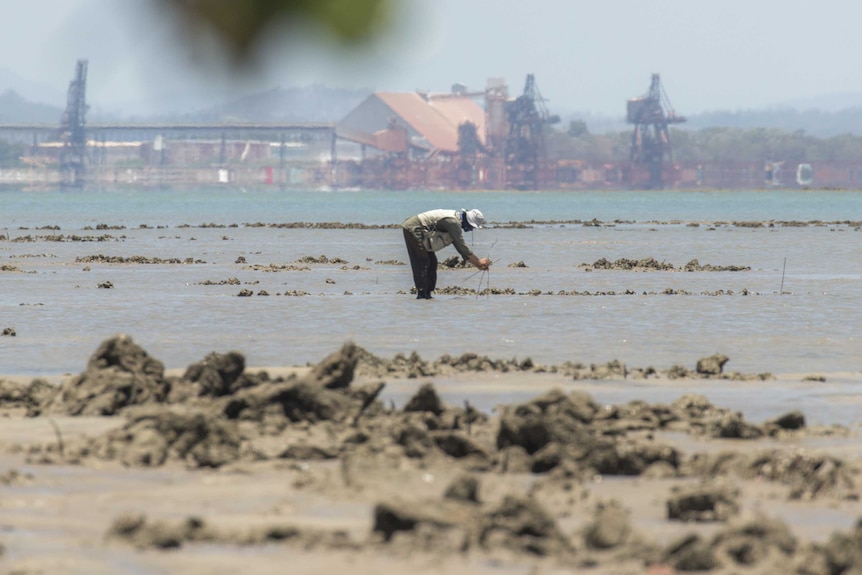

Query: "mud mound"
(242, 263), (311, 272)
(496, 388), (595, 455)
(696, 353), (729, 375)
(593, 399), (678, 434)
(391, 387), (491, 463)
(583, 257), (676, 271)
(34, 334), (169, 416)
(660, 533), (719, 571)
(666, 355), (771, 381)
(496, 388), (680, 476)
(373, 492), (571, 558)
(372, 499), (470, 543)
(307, 342), (359, 390)
(31, 338), (369, 423)
(745, 450), (856, 500)
(0, 378), (54, 411)
(439, 256), (471, 269)
(223, 379), (353, 425)
(444, 474), (481, 503)
(222, 342), (371, 427)
(24, 340), (391, 468)
(353, 347), (770, 383)
(479, 495), (571, 557)
(296, 254), (348, 264)
(812, 519), (862, 575)
(75, 255), (205, 264)
(580, 257), (750, 272)
(353, 347), (437, 379)
(583, 499), (633, 549)
(702, 411), (765, 439)
(669, 394), (766, 438)
(710, 514), (797, 567)
(660, 514), (799, 572)
(667, 480), (741, 522)
(180, 351), (247, 397)
(23, 339), (821, 487)
(84, 406), (241, 468)
(107, 513), (355, 550)
(403, 382), (445, 415)
(768, 410), (807, 430)
(571, 359), (629, 380)
(165, 350), (285, 404)
(585, 437), (681, 476)
(0, 468), (34, 485)
(354, 347), (537, 379)
(241, 222), (395, 230)
(108, 514), (216, 549)
(685, 448), (857, 501)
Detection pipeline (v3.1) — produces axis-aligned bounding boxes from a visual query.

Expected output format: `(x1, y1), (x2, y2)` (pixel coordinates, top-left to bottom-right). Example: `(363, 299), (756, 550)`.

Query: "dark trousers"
(403, 228), (437, 294)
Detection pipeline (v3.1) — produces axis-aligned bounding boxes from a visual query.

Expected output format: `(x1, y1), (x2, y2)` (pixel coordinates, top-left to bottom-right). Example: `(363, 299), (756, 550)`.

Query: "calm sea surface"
(2, 187), (862, 381)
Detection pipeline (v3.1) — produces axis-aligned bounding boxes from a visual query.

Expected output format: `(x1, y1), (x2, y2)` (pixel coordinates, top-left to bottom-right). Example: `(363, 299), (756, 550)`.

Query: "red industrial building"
(331, 76), (560, 190)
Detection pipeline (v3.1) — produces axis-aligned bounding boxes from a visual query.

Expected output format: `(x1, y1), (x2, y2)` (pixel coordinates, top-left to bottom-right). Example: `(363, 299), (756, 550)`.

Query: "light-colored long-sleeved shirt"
(401, 209), (475, 259)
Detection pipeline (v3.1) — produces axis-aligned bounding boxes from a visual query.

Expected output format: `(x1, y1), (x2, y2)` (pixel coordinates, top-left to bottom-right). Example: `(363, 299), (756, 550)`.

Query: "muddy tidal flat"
(2, 338), (862, 574)
(2, 188), (862, 573)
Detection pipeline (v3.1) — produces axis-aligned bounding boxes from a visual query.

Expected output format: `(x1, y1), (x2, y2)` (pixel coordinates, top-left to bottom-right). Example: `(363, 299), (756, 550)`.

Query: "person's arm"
(438, 218), (491, 270)
(467, 253), (491, 270)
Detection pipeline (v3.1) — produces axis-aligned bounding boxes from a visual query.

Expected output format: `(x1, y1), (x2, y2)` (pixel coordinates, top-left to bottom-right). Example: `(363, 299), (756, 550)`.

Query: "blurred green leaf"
(159, 0), (393, 61)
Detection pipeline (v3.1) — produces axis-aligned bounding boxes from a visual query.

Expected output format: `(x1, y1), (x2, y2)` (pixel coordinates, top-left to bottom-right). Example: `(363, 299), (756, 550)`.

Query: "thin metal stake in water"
(472, 240), (497, 298)
(780, 257), (787, 294)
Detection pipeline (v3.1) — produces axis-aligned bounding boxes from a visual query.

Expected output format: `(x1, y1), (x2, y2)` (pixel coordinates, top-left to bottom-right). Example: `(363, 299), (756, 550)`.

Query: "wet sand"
(2, 338), (862, 574)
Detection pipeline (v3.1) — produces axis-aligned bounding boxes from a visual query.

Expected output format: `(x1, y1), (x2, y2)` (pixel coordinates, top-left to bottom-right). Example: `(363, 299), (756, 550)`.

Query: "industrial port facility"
(0, 60), (854, 190)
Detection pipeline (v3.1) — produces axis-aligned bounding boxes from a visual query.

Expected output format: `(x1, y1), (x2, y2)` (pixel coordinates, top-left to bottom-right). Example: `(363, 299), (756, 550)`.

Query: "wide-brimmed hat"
(465, 209), (485, 229)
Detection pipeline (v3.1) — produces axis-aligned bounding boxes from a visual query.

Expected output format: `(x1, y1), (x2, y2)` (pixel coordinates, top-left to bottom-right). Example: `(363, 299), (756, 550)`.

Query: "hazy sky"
(4, 0), (862, 117)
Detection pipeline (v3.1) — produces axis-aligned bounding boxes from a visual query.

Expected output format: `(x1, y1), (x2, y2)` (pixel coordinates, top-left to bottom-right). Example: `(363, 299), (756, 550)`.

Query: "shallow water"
(2, 187), (862, 379)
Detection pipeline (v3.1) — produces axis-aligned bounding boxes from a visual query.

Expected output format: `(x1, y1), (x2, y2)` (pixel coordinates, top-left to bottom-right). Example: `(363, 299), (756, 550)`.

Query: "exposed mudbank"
(580, 258), (750, 272)
(430, 286), (763, 297)
(3, 336), (861, 573)
(75, 255), (206, 264)
(8, 234), (122, 243)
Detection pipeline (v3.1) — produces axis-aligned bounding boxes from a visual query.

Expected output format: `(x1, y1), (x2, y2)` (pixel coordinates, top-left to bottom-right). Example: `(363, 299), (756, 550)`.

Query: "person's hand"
(478, 258), (491, 271)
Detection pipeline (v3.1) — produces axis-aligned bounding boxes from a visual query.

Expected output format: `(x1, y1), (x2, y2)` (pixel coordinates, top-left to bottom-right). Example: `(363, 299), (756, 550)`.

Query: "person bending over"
(401, 208), (492, 299)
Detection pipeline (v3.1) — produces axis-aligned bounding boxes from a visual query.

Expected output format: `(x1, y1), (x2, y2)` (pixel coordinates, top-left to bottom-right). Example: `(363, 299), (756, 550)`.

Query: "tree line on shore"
(548, 122), (862, 166)
(3, 124), (862, 170)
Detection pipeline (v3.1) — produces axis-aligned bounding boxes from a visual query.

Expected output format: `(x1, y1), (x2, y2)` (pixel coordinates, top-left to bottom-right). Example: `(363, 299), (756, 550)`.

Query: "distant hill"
(682, 107), (862, 137)
(186, 84), (371, 123)
(562, 106), (862, 138)
(0, 90), (62, 123)
(0, 68), (64, 107)
(774, 92), (862, 113)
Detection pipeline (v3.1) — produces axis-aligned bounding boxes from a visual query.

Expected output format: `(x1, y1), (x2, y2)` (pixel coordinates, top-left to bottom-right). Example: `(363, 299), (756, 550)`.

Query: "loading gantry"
(504, 74), (559, 190)
(59, 59), (89, 187)
(626, 73), (685, 189)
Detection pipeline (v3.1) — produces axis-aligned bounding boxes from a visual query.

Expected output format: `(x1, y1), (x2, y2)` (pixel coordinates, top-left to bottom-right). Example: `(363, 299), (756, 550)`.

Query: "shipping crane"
(59, 59), (89, 187)
(504, 74), (559, 190)
(626, 73), (685, 189)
